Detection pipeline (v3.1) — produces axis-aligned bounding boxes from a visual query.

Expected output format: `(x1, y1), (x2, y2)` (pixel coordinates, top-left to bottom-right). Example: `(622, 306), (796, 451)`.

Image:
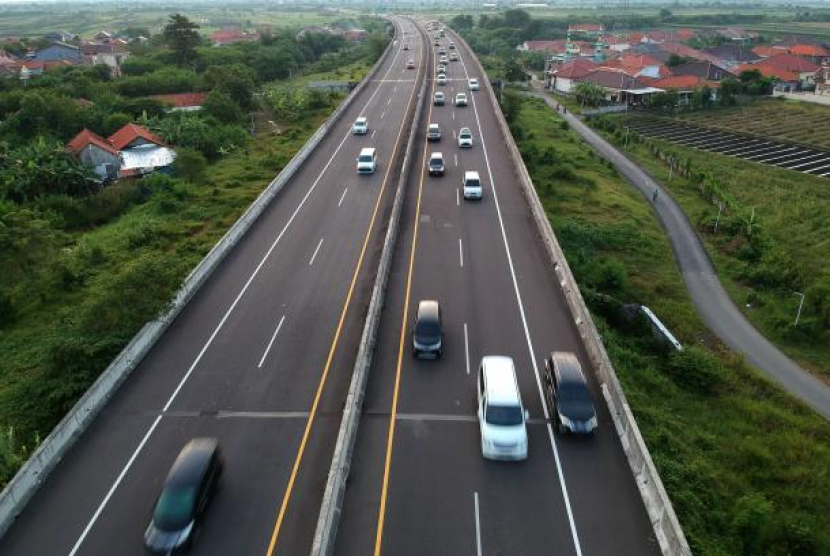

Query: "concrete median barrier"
(0, 26), (399, 539)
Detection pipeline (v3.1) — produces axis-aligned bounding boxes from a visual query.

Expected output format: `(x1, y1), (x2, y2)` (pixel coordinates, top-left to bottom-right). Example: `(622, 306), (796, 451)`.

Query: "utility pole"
(794, 292), (805, 326)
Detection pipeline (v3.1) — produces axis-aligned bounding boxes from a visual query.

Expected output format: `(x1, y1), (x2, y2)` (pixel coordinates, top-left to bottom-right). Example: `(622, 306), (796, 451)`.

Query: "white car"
(440, 55), (449, 64)
(468, 78), (479, 91)
(352, 117), (368, 135)
(433, 91), (445, 106)
(357, 147), (377, 174)
(450, 52), (459, 61)
(477, 356), (529, 461)
(455, 92), (468, 107)
(463, 170), (482, 200)
(458, 127), (473, 148)
(437, 74), (447, 86)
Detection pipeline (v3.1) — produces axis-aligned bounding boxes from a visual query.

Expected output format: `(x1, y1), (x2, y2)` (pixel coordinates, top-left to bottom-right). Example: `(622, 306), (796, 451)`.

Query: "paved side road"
(526, 91), (830, 421)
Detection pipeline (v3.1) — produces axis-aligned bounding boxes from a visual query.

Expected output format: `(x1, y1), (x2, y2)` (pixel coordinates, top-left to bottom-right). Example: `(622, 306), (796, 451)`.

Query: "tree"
(172, 147), (208, 183)
(0, 138), (94, 202)
(163, 14), (201, 67)
(450, 14), (474, 31)
(659, 8), (675, 21)
(503, 9), (531, 29)
(666, 53), (689, 68)
(203, 64), (256, 110)
(203, 90), (242, 124)
(572, 82), (606, 107)
(649, 89), (680, 110)
(719, 77), (741, 105)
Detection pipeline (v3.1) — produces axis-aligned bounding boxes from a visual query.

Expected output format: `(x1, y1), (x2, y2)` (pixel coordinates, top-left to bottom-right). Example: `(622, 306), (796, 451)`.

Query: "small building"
(209, 28), (261, 46)
(755, 53), (820, 88)
(43, 31), (76, 43)
(568, 23), (604, 37)
(670, 60), (736, 82)
(81, 42), (130, 76)
(651, 75), (719, 104)
(66, 128), (121, 179)
(109, 123), (176, 178)
(814, 62), (830, 96)
(94, 30), (113, 43)
(547, 58), (598, 92)
(151, 92), (209, 112)
(576, 68), (657, 106)
(33, 41), (82, 64)
(701, 44), (762, 67)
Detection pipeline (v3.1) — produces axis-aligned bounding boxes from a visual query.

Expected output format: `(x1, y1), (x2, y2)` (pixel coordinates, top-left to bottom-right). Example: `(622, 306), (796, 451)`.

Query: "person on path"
(652, 187), (659, 202)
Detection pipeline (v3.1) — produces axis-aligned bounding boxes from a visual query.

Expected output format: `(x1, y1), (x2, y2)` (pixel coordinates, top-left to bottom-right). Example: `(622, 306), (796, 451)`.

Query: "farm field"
(0, 5), (352, 38)
(676, 99), (830, 151)
(512, 95), (830, 556)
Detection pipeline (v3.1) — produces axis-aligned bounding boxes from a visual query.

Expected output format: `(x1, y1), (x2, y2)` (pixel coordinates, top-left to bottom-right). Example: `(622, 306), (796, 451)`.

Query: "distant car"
(406, 59), (416, 69)
(144, 439), (223, 553)
(543, 352), (598, 435)
(440, 55), (449, 64)
(458, 127), (473, 148)
(449, 42), (456, 49)
(352, 117), (368, 135)
(463, 170), (482, 200)
(433, 39), (440, 46)
(455, 92), (468, 107)
(468, 78), (480, 91)
(438, 47), (446, 55)
(356, 147), (377, 174)
(437, 63), (447, 74)
(413, 300), (443, 358)
(433, 91), (445, 106)
(428, 152), (445, 176)
(437, 74), (447, 86)
(427, 123), (442, 142)
(403, 43), (410, 50)
(450, 52), (459, 61)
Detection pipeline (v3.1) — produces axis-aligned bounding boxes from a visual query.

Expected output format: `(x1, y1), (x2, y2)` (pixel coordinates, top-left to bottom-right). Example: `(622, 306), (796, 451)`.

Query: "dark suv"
(543, 352), (597, 434)
(412, 300), (443, 358)
(145, 438), (223, 553)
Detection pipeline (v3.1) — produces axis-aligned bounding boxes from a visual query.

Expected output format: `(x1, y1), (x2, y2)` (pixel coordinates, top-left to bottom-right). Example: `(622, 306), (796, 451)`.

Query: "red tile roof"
(651, 75), (718, 90)
(752, 45), (788, 58)
(553, 58), (598, 78)
(108, 123), (165, 150)
(66, 128), (118, 156)
(758, 53), (819, 73)
(569, 23), (604, 32)
(738, 63), (799, 82)
(524, 40), (566, 53)
(151, 92), (208, 108)
(789, 44), (830, 57)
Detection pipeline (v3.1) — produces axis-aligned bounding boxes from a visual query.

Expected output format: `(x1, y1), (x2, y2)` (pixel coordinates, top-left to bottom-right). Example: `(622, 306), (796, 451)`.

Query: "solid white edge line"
(464, 323), (470, 375)
(338, 187), (348, 207)
(456, 187), (460, 206)
(474, 491), (482, 556)
(454, 153), (458, 167)
(67, 28), (409, 556)
(458, 39), (584, 556)
(258, 315), (287, 368)
(309, 238), (324, 266)
(372, 129), (377, 139)
(459, 237), (464, 268)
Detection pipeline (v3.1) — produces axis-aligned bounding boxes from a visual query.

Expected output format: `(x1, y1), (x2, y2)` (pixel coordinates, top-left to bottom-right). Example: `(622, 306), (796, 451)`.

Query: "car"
(144, 439), (223, 553)
(450, 52), (459, 61)
(438, 47), (446, 55)
(428, 152), (445, 176)
(437, 74), (447, 86)
(352, 117), (368, 135)
(413, 300), (443, 357)
(433, 91), (445, 106)
(439, 29), (446, 37)
(455, 92), (468, 107)
(449, 42), (456, 49)
(468, 78), (480, 91)
(406, 59), (416, 69)
(427, 123), (442, 142)
(403, 43), (410, 50)
(543, 352), (598, 435)
(433, 39), (440, 46)
(463, 170), (482, 200)
(477, 356), (529, 461)
(458, 127), (473, 148)
(440, 55), (449, 64)
(437, 63), (447, 73)
(356, 147), (377, 174)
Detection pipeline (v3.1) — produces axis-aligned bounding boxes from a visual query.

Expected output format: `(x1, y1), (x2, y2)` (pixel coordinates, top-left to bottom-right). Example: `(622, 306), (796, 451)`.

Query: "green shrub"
(666, 347), (726, 394)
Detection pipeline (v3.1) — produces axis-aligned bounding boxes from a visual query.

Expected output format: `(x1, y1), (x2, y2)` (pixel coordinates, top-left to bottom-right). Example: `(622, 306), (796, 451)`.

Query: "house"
(814, 62), (830, 96)
(716, 27), (755, 43)
(109, 123), (176, 177)
(209, 28), (261, 46)
(151, 92), (209, 112)
(81, 42), (130, 76)
(788, 44), (830, 65)
(43, 31), (75, 43)
(547, 58), (598, 92)
(33, 42), (82, 64)
(738, 63), (800, 92)
(755, 53), (820, 88)
(519, 40), (566, 53)
(568, 23), (604, 37)
(603, 35), (630, 53)
(753, 45), (788, 59)
(94, 31), (113, 43)
(575, 68), (658, 105)
(66, 128), (121, 179)
(670, 60), (736, 81)
(701, 44), (762, 67)
(651, 75), (719, 104)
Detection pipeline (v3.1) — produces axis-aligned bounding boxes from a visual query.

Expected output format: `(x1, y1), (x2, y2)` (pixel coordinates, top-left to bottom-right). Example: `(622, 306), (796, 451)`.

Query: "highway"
(332, 23), (662, 556)
(0, 17), (426, 556)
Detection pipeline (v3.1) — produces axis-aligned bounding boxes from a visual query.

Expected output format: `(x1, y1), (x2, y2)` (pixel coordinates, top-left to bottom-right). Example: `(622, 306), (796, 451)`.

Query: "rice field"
(676, 99), (830, 151)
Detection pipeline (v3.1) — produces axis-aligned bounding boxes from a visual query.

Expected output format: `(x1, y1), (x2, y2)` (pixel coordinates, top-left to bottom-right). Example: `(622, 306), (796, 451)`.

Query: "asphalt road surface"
(0, 17), (426, 556)
(333, 24), (661, 556)
(529, 91), (830, 421)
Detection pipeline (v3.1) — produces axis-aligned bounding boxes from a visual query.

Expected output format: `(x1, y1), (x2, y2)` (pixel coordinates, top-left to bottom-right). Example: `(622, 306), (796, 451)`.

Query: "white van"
(477, 356), (529, 461)
(469, 78), (480, 91)
(356, 147), (377, 174)
(352, 117), (368, 135)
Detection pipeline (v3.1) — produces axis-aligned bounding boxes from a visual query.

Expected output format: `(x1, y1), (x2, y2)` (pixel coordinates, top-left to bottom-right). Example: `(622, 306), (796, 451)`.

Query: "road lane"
(0, 17), (426, 556)
(333, 21), (660, 556)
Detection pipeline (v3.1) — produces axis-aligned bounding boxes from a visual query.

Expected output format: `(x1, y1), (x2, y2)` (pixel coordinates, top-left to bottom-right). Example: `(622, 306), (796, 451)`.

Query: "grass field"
(0, 6), (354, 38)
(676, 99), (830, 151)
(590, 109), (830, 379)
(512, 95), (830, 556)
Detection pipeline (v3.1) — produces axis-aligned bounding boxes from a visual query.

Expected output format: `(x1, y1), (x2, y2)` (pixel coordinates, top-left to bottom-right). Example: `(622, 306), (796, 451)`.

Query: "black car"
(412, 300), (443, 358)
(145, 438), (223, 553)
(543, 352), (597, 434)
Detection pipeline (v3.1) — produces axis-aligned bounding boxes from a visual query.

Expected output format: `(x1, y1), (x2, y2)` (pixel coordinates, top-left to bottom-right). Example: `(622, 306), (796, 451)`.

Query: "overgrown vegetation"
(0, 13), (388, 486)
(509, 96), (830, 556)
(589, 112), (830, 377)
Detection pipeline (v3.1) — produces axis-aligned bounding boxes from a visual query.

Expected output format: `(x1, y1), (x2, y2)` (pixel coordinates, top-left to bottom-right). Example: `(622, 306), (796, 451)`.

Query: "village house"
(33, 41), (83, 64)
(66, 128), (121, 180)
(151, 92), (209, 112)
(670, 60), (736, 82)
(568, 23), (604, 37)
(650, 75), (720, 104)
(814, 62), (830, 96)
(575, 68), (659, 106)
(209, 28), (261, 46)
(547, 58), (598, 92)
(701, 43), (762, 67)
(81, 42), (130, 76)
(746, 53), (820, 89)
(67, 124), (176, 179)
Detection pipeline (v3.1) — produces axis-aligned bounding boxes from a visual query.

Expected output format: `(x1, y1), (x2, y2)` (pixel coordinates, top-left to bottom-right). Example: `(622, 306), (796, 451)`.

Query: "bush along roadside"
(588, 113), (830, 378)
(509, 96), (830, 556)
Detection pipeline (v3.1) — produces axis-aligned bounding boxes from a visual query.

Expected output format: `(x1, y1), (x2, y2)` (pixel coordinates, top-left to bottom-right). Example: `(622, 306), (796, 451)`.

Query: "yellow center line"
(373, 21), (435, 556)
(263, 20), (426, 556)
